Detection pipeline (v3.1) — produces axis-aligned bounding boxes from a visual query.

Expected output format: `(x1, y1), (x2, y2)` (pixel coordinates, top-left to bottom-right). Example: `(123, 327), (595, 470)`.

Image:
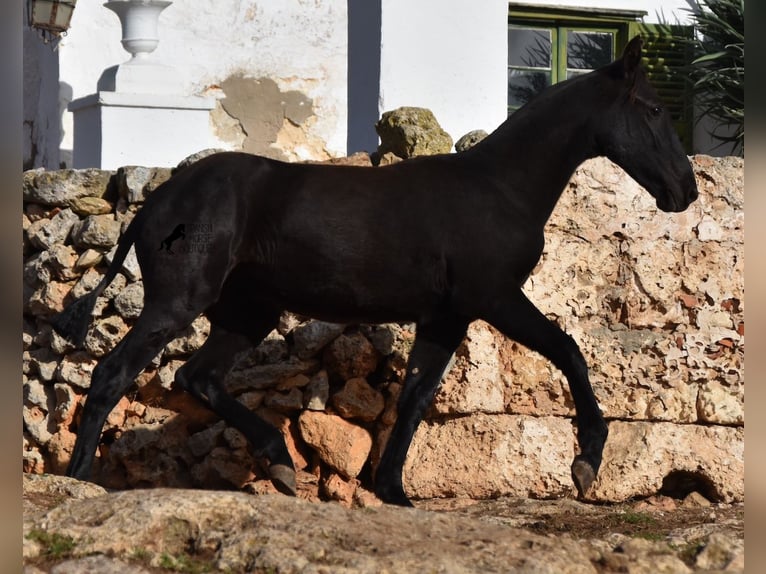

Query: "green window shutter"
(626, 22), (694, 153)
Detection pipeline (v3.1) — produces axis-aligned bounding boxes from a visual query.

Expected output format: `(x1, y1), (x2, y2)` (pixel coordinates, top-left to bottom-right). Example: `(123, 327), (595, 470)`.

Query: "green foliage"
(684, 0), (744, 155)
(157, 552), (215, 573)
(26, 529), (77, 560)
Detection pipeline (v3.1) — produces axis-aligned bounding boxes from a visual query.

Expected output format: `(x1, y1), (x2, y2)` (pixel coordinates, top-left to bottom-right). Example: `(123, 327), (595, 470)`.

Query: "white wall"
(56, 0), (349, 163)
(379, 0), (510, 145)
(23, 28), (61, 169)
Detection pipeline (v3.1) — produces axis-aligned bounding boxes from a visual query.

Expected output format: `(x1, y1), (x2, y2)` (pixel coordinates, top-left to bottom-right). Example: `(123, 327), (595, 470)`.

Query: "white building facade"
(24, 0), (718, 170)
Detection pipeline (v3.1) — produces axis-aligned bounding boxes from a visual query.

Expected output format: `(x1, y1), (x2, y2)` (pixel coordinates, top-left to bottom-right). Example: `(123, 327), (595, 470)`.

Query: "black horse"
(51, 37), (698, 506)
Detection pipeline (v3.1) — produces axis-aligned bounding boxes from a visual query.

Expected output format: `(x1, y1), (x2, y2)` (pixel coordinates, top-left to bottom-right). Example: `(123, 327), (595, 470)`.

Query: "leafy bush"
(684, 0), (744, 155)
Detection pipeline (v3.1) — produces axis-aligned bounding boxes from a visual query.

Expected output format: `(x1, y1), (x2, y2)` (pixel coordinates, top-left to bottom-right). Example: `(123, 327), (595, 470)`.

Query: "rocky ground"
(23, 473), (743, 573)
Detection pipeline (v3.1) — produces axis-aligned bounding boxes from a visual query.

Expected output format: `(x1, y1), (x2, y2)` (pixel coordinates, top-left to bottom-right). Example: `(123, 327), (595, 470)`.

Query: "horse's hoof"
(375, 485), (414, 507)
(269, 464), (297, 496)
(571, 457), (596, 498)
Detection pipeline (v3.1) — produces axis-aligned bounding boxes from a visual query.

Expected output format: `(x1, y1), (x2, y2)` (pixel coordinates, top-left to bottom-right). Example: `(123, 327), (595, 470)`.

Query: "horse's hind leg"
(174, 308), (297, 495)
(67, 306), (195, 480)
(481, 290), (608, 497)
(375, 313), (469, 506)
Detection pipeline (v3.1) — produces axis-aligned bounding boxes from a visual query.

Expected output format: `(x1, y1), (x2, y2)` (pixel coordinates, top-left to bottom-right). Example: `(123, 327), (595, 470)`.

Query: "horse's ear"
(621, 35), (643, 78)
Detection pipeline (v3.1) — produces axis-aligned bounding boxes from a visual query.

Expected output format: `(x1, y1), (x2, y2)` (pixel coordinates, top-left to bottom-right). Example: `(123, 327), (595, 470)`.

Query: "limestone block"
(434, 321), (506, 415)
(591, 421), (743, 503)
(405, 414), (576, 500)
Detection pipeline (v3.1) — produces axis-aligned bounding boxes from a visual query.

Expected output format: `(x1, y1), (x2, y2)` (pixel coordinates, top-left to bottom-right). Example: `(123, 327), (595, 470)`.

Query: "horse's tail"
(49, 216), (141, 348)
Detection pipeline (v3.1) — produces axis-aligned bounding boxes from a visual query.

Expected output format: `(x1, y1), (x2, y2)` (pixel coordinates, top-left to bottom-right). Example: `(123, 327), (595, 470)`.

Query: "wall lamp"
(28, 0), (77, 45)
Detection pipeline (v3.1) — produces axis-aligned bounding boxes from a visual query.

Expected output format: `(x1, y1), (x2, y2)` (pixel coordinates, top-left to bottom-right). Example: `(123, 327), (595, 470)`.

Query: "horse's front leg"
(375, 313), (469, 506)
(481, 290), (608, 497)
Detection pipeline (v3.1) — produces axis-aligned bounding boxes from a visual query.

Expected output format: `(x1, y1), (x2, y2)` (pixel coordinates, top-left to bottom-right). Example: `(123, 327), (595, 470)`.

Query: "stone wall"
(22, 154), (744, 505)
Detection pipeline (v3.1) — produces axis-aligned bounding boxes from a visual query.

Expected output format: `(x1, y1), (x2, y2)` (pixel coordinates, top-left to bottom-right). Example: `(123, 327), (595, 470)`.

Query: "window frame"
(508, 21), (619, 112)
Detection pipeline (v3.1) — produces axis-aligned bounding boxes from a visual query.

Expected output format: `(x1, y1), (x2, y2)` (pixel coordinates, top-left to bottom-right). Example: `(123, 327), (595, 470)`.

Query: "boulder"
(375, 106), (453, 159)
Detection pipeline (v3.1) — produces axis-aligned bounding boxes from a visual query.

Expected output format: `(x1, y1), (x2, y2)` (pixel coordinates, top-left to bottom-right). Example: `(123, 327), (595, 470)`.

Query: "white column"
(68, 0), (215, 169)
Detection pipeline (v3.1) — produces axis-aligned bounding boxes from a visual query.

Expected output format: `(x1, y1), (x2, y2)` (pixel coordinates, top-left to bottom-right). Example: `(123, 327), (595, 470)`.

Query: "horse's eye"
(649, 105), (663, 117)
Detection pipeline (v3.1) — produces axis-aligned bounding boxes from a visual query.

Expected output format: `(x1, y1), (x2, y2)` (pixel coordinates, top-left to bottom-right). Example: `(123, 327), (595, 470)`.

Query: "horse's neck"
(468, 82), (598, 223)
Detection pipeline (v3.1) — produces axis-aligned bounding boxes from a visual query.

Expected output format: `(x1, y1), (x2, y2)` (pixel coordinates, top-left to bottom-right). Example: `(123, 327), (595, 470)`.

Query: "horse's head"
(594, 36), (698, 213)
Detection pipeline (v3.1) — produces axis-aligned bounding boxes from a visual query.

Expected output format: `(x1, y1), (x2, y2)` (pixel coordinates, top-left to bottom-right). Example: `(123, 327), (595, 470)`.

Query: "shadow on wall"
(347, 0), (382, 155)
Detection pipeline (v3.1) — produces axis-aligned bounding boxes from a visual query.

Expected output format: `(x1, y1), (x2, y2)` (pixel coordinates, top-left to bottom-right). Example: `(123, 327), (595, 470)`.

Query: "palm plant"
(684, 0), (744, 155)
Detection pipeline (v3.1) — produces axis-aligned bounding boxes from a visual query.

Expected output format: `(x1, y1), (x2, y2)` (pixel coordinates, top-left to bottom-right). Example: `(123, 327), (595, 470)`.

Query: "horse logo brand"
(159, 223), (213, 254)
(159, 224), (185, 253)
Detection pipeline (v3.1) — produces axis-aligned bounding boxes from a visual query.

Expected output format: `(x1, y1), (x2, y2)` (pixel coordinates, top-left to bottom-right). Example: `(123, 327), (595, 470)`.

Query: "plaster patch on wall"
(275, 117), (332, 162)
(209, 100), (246, 150)
(213, 75), (328, 161)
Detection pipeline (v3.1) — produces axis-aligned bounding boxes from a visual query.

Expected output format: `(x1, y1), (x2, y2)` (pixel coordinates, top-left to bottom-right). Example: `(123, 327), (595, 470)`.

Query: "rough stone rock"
(113, 281), (144, 319)
(191, 446), (255, 489)
(322, 331), (379, 381)
(53, 382), (80, 426)
(188, 421), (226, 457)
(360, 323), (404, 355)
(312, 151), (373, 166)
(45, 244), (79, 281)
(694, 532), (744, 570)
(298, 410), (372, 479)
(164, 315), (210, 356)
(375, 106), (453, 159)
(71, 214), (121, 249)
(73, 249), (102, 271)
(376, 151), (403, 166)
(28, 347), (59, 382)
(246, 330), (289, 364)
(115, 165), (173, 204)
(264, 387), (304, 412)
(455, 129), (488, 151)
(104, 243), (141, 281)
(55, 352), (96, 390)
(291, 320), (346, 359)
(68, 196), (113, 216)
(225, 358), (320, 393)
(28, 281), (70, 315)
(45, 428), (78, 474)
(320, 472), (359, 505)
(23, 402), (56, 446)
(174, 148), (226, 171)
(83, 315), (130, 357)
(332, 377), (385, 422)
(27, 208), (80, 250)
(256, 408), (311, 472)
(404, 413), (576, 499)
(303, 369), (330, 410)
(23, 168), (114, 207)
(24, 481), (617, 574)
